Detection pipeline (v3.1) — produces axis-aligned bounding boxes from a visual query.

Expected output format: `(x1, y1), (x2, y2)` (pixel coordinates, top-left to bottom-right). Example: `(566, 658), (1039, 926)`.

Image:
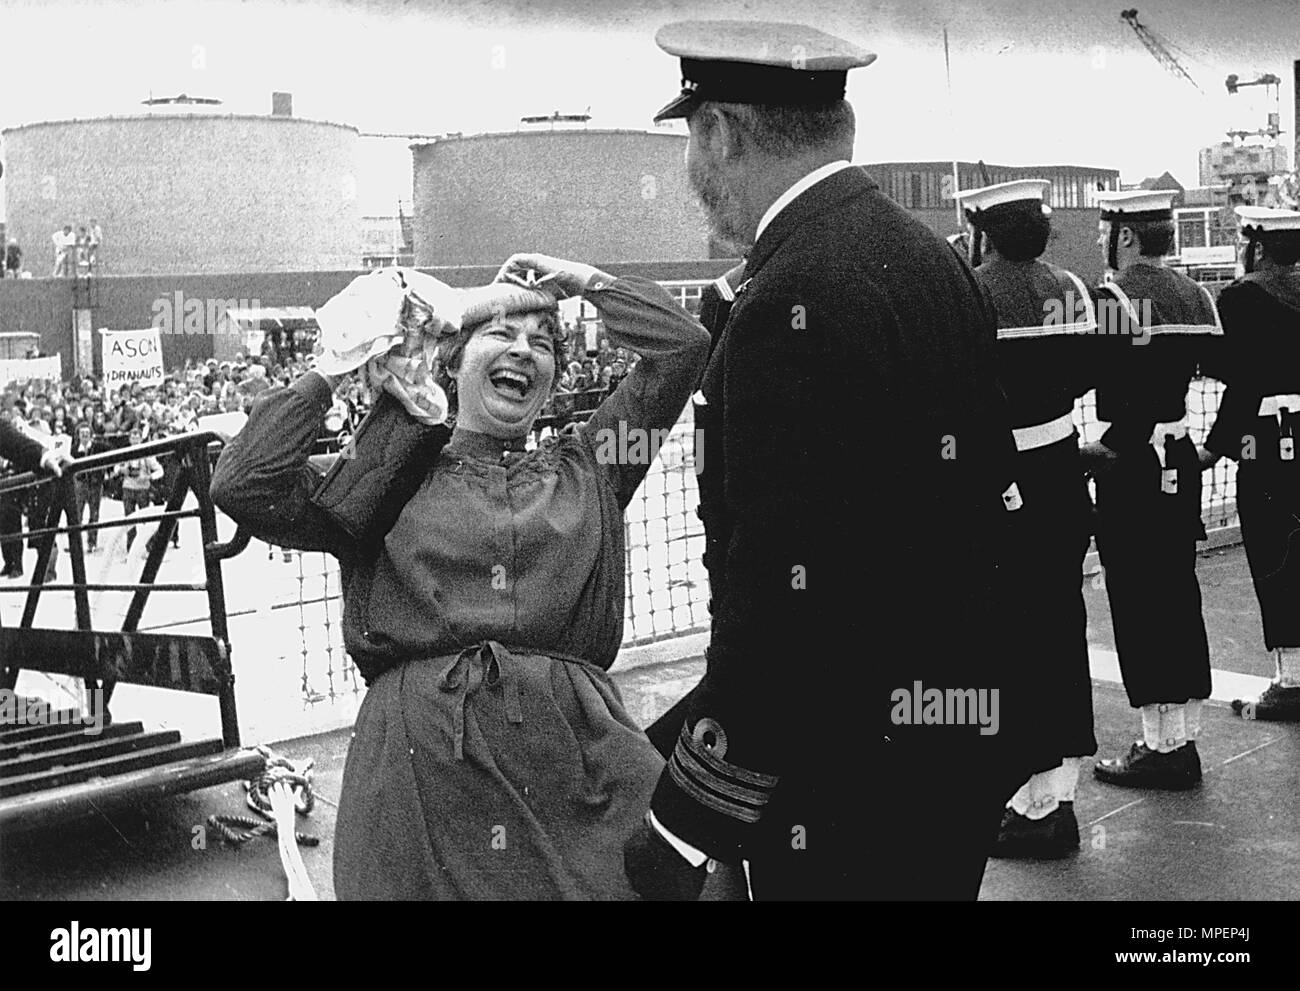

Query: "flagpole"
(944, 27), (962, 229)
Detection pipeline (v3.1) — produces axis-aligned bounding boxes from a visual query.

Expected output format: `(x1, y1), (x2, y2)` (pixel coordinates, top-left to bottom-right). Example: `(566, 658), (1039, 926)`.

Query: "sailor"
(956, 179), (1099, 858)
(1083, 189), (1222, 790)
(1199, 206), (1300, 721)
(624, 19), (1026, 900)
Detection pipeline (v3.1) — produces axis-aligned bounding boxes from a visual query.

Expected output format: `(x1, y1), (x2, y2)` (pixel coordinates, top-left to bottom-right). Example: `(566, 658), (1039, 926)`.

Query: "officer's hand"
(38, 449), (73, 477)
(623, 816), (709, 901)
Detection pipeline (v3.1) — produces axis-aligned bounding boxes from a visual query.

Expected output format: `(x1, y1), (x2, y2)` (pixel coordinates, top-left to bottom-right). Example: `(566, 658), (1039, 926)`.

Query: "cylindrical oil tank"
(1, 114), (360, 276)
(412, 130), (710, 266)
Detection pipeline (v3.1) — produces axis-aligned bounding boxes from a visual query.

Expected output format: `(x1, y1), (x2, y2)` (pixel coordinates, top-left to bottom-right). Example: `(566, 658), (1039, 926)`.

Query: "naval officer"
(956, 179), (1099, 859)
(1200, 206), (1300, 721)
(1084, 190), (1221, 790)
(624, 19), (1027, 900)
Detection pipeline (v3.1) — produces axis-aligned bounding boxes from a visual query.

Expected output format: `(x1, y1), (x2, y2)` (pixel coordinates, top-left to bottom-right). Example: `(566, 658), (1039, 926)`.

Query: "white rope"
(267, 777), (317, 901)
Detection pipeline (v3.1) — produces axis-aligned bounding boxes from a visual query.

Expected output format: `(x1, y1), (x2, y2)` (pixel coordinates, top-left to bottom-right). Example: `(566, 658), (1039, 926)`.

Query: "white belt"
(1012, 413), (1075, 452)
(1258, 394), (1300, 421)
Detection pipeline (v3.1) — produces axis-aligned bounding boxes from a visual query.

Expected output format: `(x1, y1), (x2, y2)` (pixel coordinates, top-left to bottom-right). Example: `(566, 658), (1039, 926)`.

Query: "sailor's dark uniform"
(1091, 263), (1221, 708)
(1205, 271), (1300, 666)
(976, 255), (1099, 769)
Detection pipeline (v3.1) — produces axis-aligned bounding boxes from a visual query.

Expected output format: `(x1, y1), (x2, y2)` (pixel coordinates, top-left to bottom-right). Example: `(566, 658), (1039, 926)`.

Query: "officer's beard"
(689, 152), (753, 256)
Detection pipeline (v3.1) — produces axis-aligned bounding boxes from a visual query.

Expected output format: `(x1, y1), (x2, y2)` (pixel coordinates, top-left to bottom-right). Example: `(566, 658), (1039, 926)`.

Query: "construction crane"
(1224, 71), (1291, 206)
(1225, 73), (1283, 140)
(1120, 9), (1203, 94)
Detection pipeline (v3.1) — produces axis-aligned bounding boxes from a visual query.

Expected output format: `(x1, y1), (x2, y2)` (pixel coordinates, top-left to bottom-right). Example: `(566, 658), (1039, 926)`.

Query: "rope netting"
(278, 378), (1236, 705)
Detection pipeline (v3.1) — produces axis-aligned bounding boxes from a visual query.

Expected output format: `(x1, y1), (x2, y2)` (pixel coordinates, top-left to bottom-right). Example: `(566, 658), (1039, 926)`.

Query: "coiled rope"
(206, 745), (319, 901)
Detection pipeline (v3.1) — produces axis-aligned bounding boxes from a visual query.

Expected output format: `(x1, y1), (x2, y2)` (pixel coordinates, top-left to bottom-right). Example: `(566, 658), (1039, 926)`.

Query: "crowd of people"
(0, 351), (364, 575)
(546, 330), (639, 411)
(0, 322), (638, 578)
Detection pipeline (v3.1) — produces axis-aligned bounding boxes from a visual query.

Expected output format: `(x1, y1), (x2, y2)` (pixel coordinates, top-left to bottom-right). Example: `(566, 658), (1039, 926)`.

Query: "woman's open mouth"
(488, 367), (534, 402)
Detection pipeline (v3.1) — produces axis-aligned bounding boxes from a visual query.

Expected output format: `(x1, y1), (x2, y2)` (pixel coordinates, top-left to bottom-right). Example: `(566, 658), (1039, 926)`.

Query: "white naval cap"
(653, 20), (876, 122)
(1235, 205), (1300, 233)
(955, 179), (1052, 215)
(1096, 189), (1176, 221)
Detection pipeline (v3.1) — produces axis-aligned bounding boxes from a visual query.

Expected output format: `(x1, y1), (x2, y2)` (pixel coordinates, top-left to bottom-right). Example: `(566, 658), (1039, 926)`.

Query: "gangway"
(0, 432), (262, 833)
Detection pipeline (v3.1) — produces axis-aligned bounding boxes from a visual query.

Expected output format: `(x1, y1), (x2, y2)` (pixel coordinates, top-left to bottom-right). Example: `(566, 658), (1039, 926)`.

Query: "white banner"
(0, 354), (62, 386)
(100, 328), (164, 389)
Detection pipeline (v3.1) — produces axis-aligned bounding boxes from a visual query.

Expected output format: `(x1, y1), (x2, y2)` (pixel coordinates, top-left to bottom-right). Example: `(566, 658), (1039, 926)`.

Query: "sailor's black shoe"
(992, 802), (1080, 860)
(1232, 683), (1300, 722)
(1095, 741), (1201, 790)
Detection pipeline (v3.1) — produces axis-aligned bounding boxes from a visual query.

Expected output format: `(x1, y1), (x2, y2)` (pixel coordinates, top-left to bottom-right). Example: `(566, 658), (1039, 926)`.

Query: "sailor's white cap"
(1235, 205), (1300, 233)
(954, 179), (1051, 214)
(1096, 189), (1175, 221)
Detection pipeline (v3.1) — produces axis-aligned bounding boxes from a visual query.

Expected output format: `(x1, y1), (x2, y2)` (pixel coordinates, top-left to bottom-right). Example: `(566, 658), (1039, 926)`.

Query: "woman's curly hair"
(428, 303), (569, 420)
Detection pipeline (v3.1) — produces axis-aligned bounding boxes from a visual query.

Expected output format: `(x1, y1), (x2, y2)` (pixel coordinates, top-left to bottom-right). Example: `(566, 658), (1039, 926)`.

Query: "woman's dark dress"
(212, 277), (709, 898)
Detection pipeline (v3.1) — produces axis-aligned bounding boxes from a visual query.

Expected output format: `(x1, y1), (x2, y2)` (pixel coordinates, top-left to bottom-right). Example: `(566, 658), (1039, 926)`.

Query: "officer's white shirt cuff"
(648, 810), (709, 867)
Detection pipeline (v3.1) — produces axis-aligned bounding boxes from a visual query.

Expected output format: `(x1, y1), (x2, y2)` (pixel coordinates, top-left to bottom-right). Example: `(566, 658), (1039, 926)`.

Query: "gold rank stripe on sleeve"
(666, 722), (780, 824)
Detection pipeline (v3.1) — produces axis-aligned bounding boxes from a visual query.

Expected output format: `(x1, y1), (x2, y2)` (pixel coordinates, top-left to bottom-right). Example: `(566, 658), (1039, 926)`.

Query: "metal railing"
(0, 431), (246, 747)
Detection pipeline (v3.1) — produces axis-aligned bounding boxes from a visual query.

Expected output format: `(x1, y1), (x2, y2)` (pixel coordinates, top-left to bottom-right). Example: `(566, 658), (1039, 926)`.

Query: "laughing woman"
(211, 255), (708, 899)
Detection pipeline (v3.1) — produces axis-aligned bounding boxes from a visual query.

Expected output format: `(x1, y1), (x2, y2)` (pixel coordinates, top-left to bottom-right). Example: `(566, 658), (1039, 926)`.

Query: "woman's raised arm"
(580, 276), (710, 508)
(210, 371), (355, 556)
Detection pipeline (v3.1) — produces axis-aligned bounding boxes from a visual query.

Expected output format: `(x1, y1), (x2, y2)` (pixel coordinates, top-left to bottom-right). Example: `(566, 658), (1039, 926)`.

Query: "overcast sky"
(1, 0), (1296, 214)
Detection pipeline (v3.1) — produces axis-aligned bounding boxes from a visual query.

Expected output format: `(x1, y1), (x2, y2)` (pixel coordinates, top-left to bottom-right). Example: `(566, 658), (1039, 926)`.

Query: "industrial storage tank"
(411, 129), (711, 267)
(2, 111), (360, 276)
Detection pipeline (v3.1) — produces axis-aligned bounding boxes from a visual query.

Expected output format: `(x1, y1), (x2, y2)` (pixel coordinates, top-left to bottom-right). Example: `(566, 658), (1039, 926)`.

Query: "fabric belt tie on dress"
(1012, 413), (1075, 452)
(436, 641), (525, 760)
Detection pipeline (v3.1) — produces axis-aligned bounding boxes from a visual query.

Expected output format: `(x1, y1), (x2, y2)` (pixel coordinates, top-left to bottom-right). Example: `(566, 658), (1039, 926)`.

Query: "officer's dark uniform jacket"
(1092, 262), (1221, 706)
(646, 167), (1027, 898)
(1205, 270), (1300, 649)
(975, 257), (1099, 768)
